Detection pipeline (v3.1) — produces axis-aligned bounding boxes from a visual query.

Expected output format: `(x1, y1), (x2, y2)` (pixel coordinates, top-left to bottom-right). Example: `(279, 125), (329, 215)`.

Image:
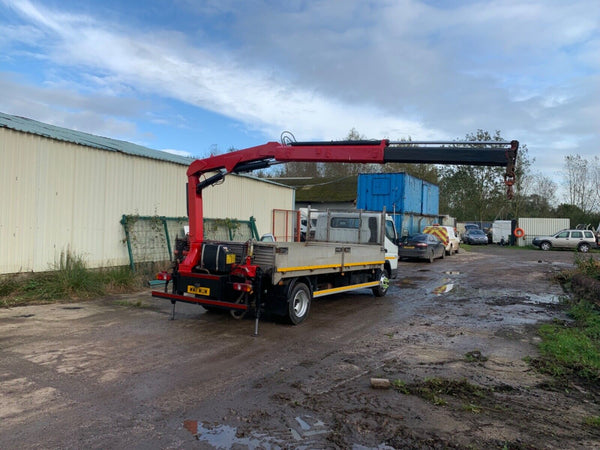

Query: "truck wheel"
(578, 243), (591, 253)
(287, 282), (311, 325)
(540, 242), (551, 251)
(372, 269), (389, 297)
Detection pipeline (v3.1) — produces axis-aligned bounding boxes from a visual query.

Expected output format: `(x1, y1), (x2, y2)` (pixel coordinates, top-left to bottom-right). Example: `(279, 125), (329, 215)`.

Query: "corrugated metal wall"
(1, 128), (293, 273)
(516, 218), (570, 246)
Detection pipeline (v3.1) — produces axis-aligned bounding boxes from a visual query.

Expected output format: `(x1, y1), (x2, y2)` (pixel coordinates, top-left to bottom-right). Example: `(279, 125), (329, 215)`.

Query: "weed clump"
(533, 254), (600, 381)
(0, 252), (142, 307)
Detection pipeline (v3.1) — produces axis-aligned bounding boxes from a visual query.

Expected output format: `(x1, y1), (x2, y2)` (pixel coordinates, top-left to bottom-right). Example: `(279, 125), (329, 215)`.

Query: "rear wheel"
(428, 250), (434, 263)
(578, 243), (591, 253)
(540, 241), (552, 251)
(372, 269), (390, 297)
(287, 282), (311, 325)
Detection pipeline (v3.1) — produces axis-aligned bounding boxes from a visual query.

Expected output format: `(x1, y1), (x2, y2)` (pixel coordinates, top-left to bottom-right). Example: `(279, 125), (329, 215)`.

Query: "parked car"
(423, 225), (460, 255)
(532, 229), (597, 252)
(398, 233), (446, 263)
(463, 229), (489, 245)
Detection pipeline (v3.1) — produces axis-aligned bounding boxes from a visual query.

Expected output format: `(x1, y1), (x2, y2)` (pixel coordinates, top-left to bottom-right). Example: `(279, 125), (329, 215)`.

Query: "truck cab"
(310, 210), (399, 279)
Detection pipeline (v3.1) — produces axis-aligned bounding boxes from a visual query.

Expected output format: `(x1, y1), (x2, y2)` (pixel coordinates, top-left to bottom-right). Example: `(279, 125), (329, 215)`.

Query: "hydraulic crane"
(153, 136), (518, 330)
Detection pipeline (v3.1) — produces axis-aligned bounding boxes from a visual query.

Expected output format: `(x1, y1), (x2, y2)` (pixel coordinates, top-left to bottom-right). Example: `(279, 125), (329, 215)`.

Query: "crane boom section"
(188, 140), (517, 177)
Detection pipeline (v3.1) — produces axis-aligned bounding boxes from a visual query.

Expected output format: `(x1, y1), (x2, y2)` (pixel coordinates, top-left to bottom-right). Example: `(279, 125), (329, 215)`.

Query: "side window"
(385, 220), (396, 242)
(557, 231), (569, 238)
(584, 231), (594, 238)
(330, 218), (360, 228)
(571, 231), (583, 238)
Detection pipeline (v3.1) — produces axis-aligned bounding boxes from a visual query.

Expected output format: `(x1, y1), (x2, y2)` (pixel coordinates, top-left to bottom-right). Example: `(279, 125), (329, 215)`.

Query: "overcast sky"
(1, 0), (598, 187)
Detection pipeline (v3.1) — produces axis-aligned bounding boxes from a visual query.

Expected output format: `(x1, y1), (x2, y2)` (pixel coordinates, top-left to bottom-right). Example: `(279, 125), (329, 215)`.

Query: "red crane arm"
(179, 139), (518, 273)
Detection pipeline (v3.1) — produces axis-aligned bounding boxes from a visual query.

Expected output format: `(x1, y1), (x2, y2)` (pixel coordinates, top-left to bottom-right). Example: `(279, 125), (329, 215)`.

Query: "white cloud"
(2, 0), (443, 142)
(0, 0), (598, 184)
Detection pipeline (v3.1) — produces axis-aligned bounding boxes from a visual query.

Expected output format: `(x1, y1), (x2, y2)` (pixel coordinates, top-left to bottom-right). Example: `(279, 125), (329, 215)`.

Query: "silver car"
(532, 229), (597, 252)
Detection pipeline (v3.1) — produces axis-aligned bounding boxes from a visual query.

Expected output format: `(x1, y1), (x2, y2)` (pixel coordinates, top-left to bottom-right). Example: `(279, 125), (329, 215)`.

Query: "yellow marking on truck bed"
(277, 260), (383, 273)
(313, 281), (380, 297)
(342, 260), (385, 267)
(277, 263), (341, 273)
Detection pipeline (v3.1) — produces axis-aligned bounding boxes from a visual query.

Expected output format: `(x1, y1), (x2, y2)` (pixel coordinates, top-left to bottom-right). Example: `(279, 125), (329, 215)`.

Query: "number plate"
(404, 245), (415, 249)
(187, 285), (210, 296)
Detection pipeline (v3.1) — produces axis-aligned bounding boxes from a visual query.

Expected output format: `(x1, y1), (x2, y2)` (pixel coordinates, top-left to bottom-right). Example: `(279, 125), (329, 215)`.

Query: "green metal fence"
(121, 215), (258, 271)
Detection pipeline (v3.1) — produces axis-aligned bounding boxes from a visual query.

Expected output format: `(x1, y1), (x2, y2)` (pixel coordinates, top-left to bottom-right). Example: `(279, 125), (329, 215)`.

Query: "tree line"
(267, 128), (600, 228)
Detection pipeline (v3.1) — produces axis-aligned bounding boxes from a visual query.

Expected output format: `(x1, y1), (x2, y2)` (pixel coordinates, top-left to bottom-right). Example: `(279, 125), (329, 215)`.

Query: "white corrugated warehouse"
(0, 112), (294, 274)
(515, 218), (570, 246)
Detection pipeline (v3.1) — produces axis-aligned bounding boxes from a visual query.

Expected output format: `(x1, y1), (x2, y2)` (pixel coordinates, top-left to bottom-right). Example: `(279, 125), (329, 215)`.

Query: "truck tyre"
(287, 282), (311, 325)
(372, 269), (389, 297)
(578, 243), (591, 253)
(540, 241), (552, 251)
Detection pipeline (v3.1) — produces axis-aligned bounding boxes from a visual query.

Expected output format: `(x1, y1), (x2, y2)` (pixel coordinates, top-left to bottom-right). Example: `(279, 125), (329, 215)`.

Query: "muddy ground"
(1, 246), (599, 449)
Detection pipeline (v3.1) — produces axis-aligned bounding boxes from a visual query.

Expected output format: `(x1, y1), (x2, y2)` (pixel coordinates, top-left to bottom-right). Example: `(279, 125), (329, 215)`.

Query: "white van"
(423, 225), (460, 255)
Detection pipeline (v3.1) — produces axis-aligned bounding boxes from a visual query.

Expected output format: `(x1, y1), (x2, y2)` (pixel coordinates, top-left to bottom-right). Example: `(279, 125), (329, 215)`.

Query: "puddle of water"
(433, 283), (454, 295)
(353, 444), (396, 450)
(183, 415), (330, 448)
(523, 294), (560, 305)
(61, 306), (83, 310)
(15, 314), (35, 318)
(183, 420), (277, 448)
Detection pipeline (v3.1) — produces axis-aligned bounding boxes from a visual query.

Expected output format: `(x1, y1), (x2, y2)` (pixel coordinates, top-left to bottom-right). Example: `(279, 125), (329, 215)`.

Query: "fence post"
(250, 216), (259, 239)
(162, 217), (173, 261)
(120, 215), (136, 272)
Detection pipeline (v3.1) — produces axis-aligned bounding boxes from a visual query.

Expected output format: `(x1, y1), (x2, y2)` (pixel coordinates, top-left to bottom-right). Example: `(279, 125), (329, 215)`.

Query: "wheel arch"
(284, 276), (314, 300)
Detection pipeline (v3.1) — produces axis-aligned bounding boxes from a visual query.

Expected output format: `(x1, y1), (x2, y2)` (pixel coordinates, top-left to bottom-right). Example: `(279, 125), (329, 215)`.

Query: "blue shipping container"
(391, 213), (437, 237)
(356, 173), (439, 215)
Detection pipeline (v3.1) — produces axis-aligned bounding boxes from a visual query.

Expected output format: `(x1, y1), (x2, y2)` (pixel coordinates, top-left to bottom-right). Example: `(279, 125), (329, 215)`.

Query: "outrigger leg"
(253, 307), (260, 337)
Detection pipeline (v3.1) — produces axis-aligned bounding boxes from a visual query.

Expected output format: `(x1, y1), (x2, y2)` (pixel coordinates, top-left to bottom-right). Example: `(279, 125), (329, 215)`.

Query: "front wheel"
(372, 269), (389, 297)
(540, 242), (552, 251)
(287, 282), (311, 325)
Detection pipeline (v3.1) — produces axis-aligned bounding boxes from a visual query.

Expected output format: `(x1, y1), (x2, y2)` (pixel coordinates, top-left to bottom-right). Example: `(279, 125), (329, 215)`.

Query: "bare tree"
(563, 155), (595, 213)
(533, 174), (558, 207)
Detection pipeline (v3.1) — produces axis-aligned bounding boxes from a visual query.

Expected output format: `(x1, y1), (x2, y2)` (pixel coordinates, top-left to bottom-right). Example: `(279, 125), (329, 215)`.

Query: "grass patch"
(584, 416), (600, 427)
(392, 377), (488, 406)
(536, 299), (600, 380)
(532, 254), (600, 381)
(0, 252), (143, 307)
(574, 255), (600, 280)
